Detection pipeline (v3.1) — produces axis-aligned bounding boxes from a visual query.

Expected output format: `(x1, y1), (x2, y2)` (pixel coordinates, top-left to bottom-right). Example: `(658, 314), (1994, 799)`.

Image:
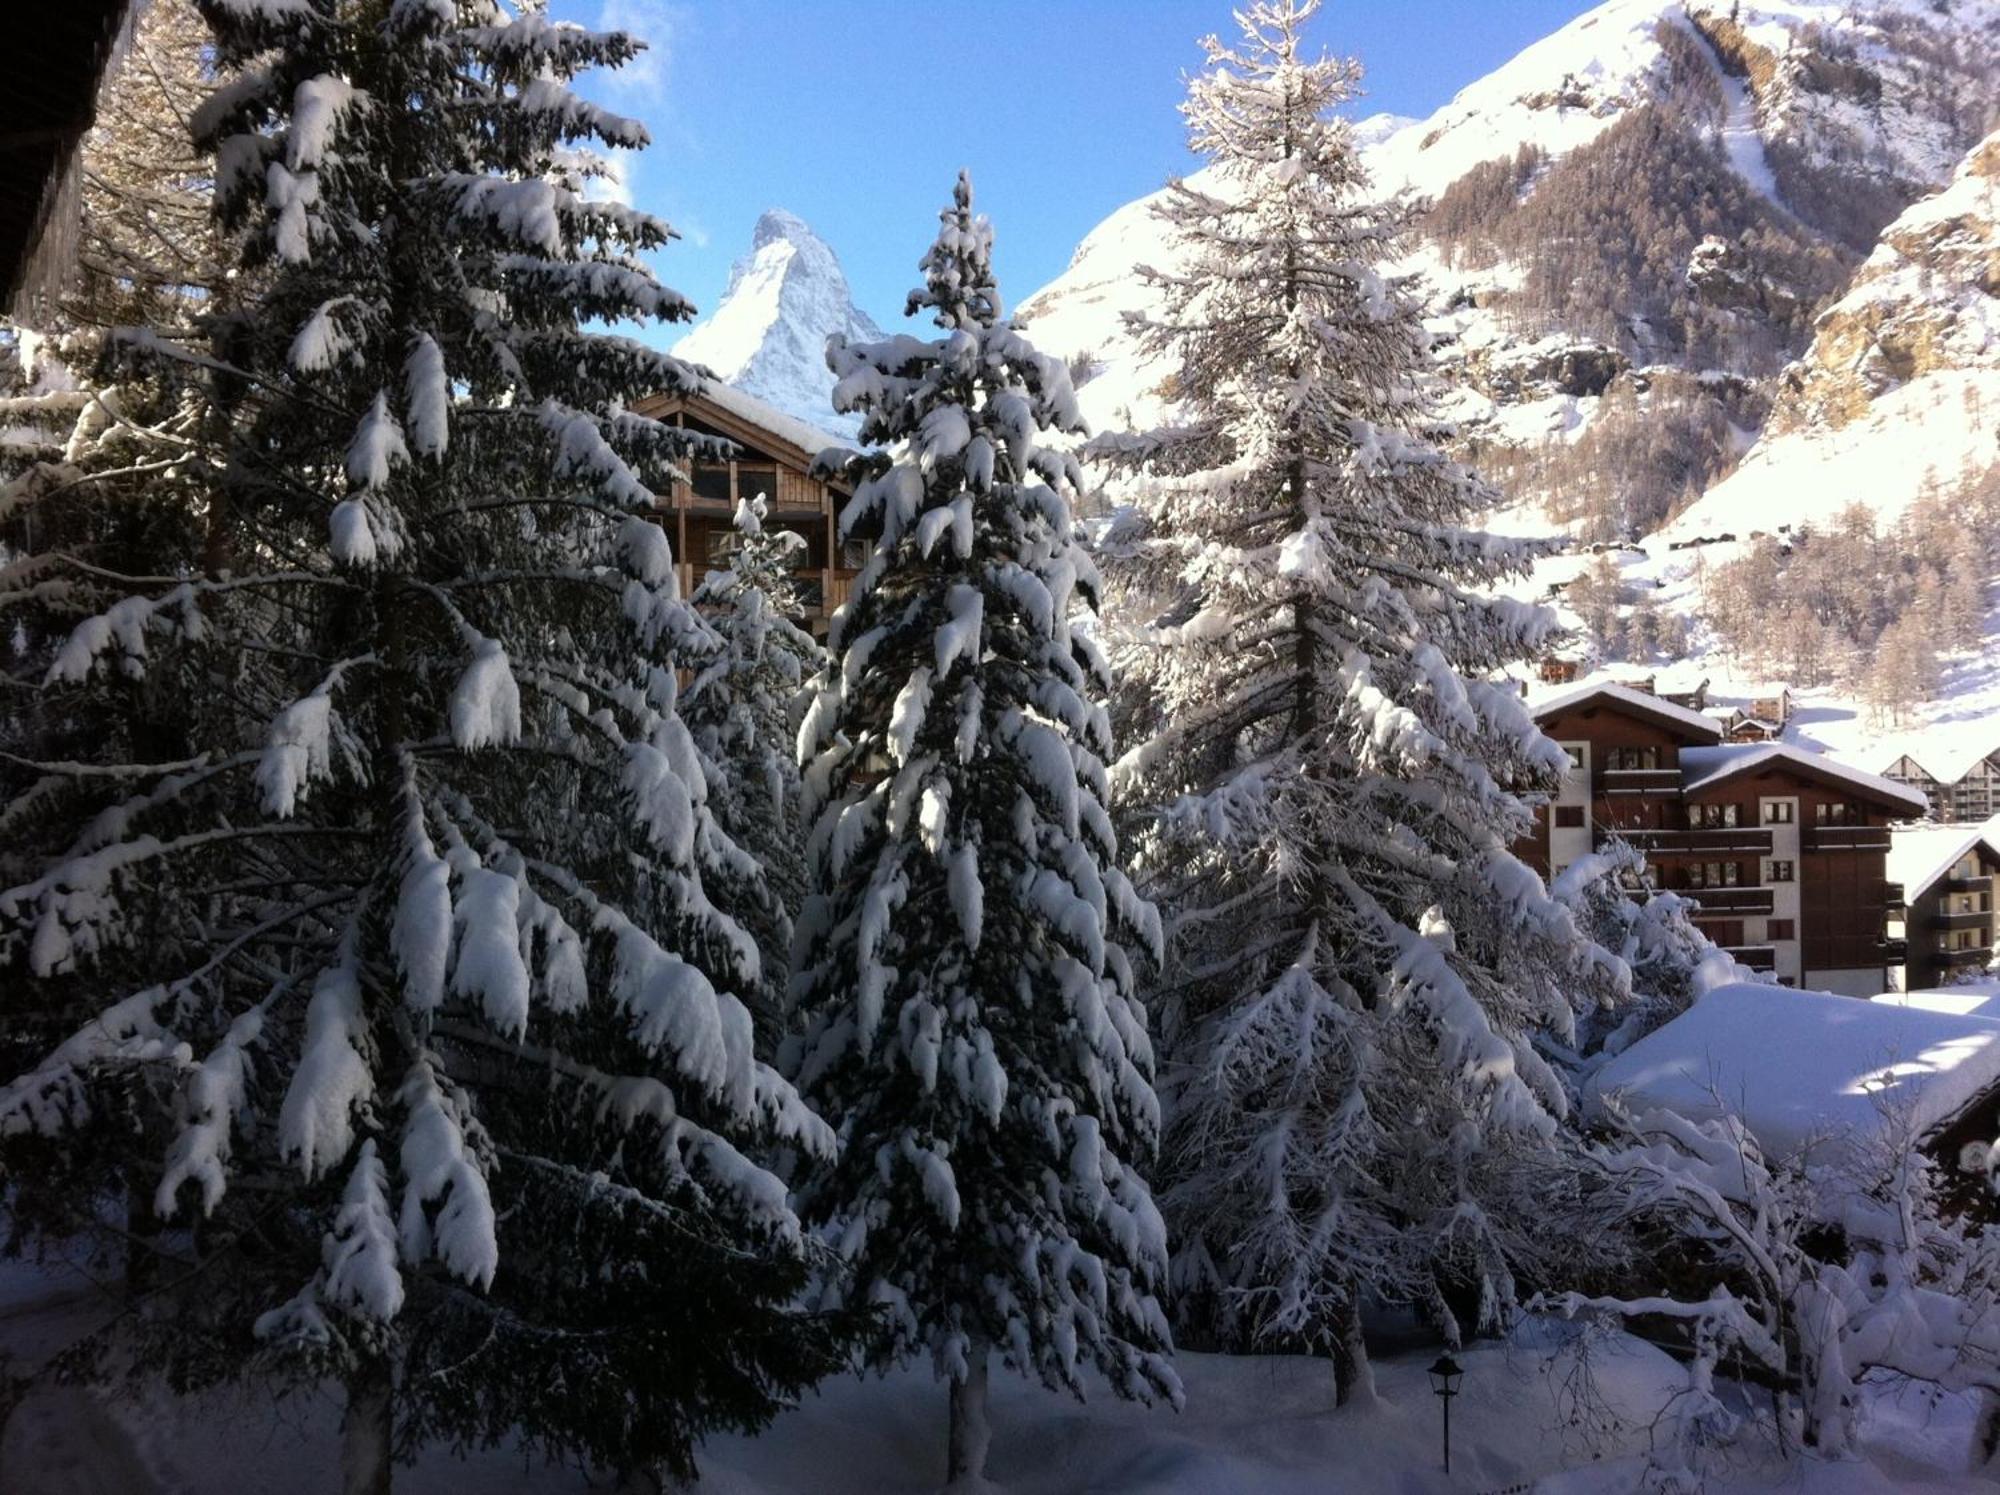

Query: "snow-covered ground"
(3, 1254), (1992, 1495)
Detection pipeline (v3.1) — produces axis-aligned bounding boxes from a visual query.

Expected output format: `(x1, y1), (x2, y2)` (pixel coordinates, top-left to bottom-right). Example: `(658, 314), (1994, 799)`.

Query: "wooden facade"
(1892, 830), (2000, 992)
(631, 387), (858, 632)
(1528, 684), (1925, 994)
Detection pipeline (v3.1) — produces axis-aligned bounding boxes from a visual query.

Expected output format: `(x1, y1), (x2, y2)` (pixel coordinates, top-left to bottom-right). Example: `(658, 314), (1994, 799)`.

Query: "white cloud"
(595, 0), (679, 97)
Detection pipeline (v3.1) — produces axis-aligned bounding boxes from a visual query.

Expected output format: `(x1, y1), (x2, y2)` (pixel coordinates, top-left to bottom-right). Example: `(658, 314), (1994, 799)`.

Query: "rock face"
(671, 209), (884, 437)
(1776, 127), (2000, 432)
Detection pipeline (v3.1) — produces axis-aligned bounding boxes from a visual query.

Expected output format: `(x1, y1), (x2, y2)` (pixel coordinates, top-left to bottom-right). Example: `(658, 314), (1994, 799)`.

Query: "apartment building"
(1526, 682), (1927, 995)
(633, 384), (859, 633)
(1887, 825), (2000, 992)
(1881, 741), (2000, 824)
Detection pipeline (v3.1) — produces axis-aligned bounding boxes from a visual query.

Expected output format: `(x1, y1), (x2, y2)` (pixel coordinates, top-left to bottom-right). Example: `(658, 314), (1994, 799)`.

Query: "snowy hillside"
(1023, 0), (2000, 783)
(1022, 0), (1998, 466)
(671, 208), (884, 437)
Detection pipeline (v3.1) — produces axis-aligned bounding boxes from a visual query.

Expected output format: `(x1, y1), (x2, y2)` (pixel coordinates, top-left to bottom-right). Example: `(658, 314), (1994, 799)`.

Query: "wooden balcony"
(1880, 938), (1909, 964)
(1601, 768), (1682, 795)
(1938, 946), (1993, 968)
(1881, 882), (1906, 913)
(1948, 873), (1995, 895)
(1683, 887), (1775, 915)
(1602, 827), (1773, 855)
(1938, 909), (1993, 930)
(1723, 945), (1778, 971)
(1803, 824), (1891, 853)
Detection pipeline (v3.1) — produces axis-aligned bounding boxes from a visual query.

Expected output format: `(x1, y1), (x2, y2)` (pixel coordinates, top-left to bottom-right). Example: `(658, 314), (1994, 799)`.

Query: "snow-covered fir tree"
(682, 495), (827, 1033)
(1548, 843), (1749, 1068)
(0, 2), (843, 1487)
(791, 173), (1180, 1484)
(1094, 0), (1624, 1401)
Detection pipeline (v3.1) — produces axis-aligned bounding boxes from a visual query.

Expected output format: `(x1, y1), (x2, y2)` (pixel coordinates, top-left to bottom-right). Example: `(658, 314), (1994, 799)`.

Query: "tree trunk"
(1977, 1387), (2000, 1465)
(945, 1340), (992, 1487)
(342, 1354), (394, 1495)
(1332, 1288), (1376, 1408)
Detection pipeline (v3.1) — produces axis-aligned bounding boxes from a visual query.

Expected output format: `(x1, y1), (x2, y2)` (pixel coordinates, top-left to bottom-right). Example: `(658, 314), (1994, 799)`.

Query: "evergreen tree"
(682, 495), (827, 1033)
(1095, 0), (1621, 1401)
(0, 2), (842, 1486)
(792, 173), (1180, 1484)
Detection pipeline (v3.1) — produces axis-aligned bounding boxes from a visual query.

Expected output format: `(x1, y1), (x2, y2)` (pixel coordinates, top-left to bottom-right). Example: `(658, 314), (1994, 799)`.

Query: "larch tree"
(1094, 0), (1623, 1403)
(791, 172), (1180, 1486)
(682, 494), (828, 1034)
(0, 1), (844, 1488)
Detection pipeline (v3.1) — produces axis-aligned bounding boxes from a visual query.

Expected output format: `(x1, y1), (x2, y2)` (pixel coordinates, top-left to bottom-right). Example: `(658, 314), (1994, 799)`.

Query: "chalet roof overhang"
(1680, 745), (1930, 817)
(1530, 681), (1724, 745)
(0, 1), (133, 320)
(633, 387), (853, 495)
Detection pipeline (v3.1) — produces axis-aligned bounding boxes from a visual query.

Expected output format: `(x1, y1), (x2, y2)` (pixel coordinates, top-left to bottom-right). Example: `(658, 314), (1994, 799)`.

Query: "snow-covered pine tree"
(0, 1), (842, 1486)
(1548, 843), (1749, 1068)
(682, 495), (826, 1034)
(1094, 0), (1623, 1401)
(792, 172), (1180, 1484)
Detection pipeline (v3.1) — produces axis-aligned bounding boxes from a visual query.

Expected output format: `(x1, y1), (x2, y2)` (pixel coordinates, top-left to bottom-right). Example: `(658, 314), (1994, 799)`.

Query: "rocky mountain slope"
(671, 209), (883, 437)
(1019, 0), (2000, 791)
(1021, 0), (1998, 539)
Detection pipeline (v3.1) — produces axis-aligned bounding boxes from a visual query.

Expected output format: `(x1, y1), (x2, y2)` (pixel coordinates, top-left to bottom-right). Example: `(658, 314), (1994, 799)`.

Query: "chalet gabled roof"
(1872, 731), (2000, 788)
(1888, 823), (2000, 901)
(635, 382), (855, 480)
(1530, 680), (1723, 744)
(1678, 743), (1929, 816)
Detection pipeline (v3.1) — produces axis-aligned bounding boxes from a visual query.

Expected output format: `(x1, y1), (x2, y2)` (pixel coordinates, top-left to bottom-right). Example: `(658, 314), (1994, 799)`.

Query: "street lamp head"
(1427, 1353), (1464, 1398)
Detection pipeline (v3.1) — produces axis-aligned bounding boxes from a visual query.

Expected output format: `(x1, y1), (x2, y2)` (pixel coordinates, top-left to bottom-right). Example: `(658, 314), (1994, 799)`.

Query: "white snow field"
(3, 1258), (1994, 1495)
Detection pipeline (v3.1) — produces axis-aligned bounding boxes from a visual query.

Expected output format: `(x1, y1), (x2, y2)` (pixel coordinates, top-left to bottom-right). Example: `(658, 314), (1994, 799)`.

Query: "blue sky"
(561, 1), (1597, 332)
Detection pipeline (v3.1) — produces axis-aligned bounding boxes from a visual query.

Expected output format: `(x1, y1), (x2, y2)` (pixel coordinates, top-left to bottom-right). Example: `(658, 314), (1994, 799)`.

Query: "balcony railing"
(1938, 946), (1993, 968)
(1602, 827), (1774, 855)
(1937, 909), (1992, 930)
(1881, 882), (1906, 913)
(1803, 825), (1891, 853)
(1723, 945), (1778, 970)
(1683, 887), (1775, 915)
(1601, 768), (1682, 795)
(1880, 938), (1909, 963)
(1948, 873), (1995, 895)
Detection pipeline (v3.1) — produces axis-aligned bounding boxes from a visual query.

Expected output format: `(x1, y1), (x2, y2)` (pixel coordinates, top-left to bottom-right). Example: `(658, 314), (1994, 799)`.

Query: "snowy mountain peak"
(671, 209), (884, 436)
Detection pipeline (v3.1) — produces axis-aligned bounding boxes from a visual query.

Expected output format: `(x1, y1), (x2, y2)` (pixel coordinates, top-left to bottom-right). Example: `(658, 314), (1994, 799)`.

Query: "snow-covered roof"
(693, 380), (853, 464)
(1529, 680), (1722, 742)
(1873, 983), (2000, 1023)
(1588, 984), (2000, 1168)
(1872, 730), (2000, 787)
(1887, 823), (2000, 900)
(1678, 743), (1929, 815)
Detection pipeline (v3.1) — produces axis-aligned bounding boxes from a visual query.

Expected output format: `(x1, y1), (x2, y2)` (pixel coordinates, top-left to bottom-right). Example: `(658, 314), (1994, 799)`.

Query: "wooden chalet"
(631, 384), (861, 632)
(1888, 825), (2000, 992)
(1527, 682), (1927, 994)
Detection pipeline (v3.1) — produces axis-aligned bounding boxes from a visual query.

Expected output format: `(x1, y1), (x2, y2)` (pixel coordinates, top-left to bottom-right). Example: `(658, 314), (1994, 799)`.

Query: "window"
(1762, 800), (1794, 824)
(691, 462), (731, 502)
(1690, 804), (1740, 829)
(1554, 806), (1584, 828)
(1605, 746), (1662, 771)
(1815, 802), (1856, 825)
(1765, 860), (1795, 883)
(736, 464), (781, 506)
(1767, 919), (1796, 941)
(1684, 862), (1742, 890)
(1562, 744), (1586, 770)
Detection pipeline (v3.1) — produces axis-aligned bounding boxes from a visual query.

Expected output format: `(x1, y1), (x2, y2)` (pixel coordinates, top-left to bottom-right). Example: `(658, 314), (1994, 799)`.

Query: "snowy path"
(1680, 17), (1789, 211)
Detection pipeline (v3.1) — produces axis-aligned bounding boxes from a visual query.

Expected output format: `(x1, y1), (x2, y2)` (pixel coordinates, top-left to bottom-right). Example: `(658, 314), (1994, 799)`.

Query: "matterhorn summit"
(671, 208), (883, 436)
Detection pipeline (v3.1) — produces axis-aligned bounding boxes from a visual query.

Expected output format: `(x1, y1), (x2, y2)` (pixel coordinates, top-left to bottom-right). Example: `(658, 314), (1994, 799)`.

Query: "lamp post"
(1427, 1353), (1464, 1475)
